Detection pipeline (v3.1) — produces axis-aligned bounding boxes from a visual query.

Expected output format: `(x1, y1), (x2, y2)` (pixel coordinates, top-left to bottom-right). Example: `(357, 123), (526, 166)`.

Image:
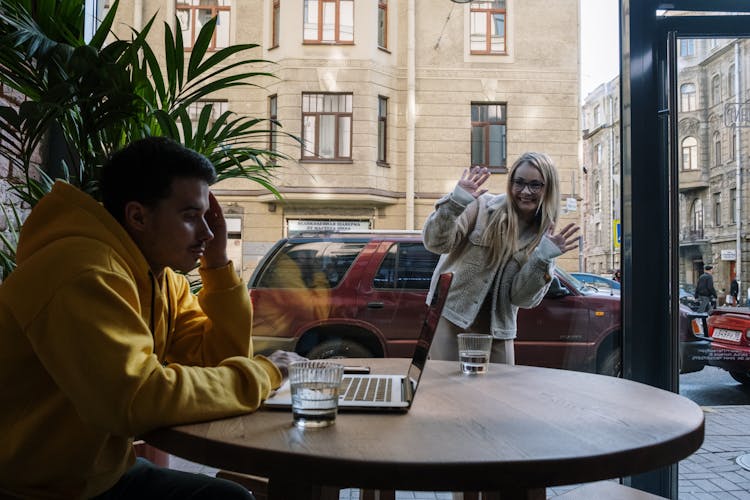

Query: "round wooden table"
(144, 359), (704, 499)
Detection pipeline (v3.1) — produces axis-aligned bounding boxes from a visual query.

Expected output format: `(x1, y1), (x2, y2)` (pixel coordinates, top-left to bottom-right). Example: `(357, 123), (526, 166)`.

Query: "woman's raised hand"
(458, 166), (490, 199)
(547, 223), (580, 255)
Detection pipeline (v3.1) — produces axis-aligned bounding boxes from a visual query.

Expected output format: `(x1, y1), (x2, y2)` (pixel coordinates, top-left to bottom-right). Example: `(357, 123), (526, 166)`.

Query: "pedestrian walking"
(695, 265), (718, 312)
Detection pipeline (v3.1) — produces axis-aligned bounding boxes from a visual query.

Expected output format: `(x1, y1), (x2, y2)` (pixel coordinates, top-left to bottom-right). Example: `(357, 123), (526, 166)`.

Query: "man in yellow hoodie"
(0, 137), (299, 499)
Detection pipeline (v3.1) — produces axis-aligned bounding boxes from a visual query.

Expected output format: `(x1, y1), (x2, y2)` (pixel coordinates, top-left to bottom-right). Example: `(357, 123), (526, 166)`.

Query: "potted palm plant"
(0, 0), (295, 278)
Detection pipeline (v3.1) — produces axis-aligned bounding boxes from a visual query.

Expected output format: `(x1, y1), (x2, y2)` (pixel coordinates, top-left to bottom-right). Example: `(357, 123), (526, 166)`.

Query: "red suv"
(248, 231), (707, 376)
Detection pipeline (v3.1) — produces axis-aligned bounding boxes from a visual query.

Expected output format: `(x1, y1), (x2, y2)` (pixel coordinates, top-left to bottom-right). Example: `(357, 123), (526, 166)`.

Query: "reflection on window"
(373, 243), (440, 290)
(176, 0), (231, 50)
(470, 1), (506, 55)
(304, 0), (354, 43)
(301, 93), (353, 160)
(680, 83), (696, 111)
(471, 102), (507, 171)
(681, 137), (698, 171)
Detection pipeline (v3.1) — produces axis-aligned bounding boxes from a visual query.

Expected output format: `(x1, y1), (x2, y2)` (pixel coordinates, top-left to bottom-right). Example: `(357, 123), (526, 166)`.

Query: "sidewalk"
(169, 405), (750, 499)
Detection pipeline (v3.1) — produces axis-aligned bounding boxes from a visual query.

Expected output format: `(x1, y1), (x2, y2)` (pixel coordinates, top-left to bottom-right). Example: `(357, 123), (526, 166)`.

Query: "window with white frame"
(471, 103), (507, 171)
(301, 92), (353, 160)
(187, 100), (228, 129)
(176, 0), (231, 50)
(681, 137), (698, 171)
(303, 0), (354, 44)
(711, 74), (721, 105)
(470, 1), (506, 55)
(680, 83), (696, 111)
(691, 198), (703, 233)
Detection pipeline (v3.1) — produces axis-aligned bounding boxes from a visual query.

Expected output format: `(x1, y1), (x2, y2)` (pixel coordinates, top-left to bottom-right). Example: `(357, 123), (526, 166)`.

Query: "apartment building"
(580, 76), (620, 276)
(108, 0), (580, 281)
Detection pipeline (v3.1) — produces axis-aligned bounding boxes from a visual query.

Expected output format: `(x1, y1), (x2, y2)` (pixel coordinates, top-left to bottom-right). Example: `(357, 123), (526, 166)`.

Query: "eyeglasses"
(511, 179), (545, 194)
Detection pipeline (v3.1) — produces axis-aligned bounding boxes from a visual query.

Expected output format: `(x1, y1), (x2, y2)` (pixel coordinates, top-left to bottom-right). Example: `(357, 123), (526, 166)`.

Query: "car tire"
(729, 371), (750, 385)
(307, 339), (374, 359)
(597, 347), (623, 377)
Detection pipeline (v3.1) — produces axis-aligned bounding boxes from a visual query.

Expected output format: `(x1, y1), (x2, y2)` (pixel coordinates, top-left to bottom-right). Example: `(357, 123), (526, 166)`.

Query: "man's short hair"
(704, 265), (714, 271)
(101, 137), (217, 223)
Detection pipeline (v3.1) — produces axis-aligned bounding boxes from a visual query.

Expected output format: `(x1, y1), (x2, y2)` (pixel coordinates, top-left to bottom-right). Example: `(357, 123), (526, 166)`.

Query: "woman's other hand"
(458, 166), (490, 198)
(547, 223), (580, 255)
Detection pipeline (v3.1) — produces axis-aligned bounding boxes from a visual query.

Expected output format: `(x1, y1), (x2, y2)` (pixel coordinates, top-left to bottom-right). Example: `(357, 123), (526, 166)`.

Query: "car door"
(355, 241), (440, 357)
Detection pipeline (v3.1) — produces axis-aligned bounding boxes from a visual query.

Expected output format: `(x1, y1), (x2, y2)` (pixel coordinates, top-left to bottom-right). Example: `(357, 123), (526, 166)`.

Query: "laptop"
(263, 272), (452, 413)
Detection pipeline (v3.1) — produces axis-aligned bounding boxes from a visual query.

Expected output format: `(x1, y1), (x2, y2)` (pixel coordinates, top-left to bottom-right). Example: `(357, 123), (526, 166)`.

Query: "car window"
(255, 240), (365, 288)
(373, 243), (439, 290)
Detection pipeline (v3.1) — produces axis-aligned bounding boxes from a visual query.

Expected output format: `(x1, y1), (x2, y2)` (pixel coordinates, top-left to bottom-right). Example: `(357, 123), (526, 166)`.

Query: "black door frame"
(623, 1), (750, 497)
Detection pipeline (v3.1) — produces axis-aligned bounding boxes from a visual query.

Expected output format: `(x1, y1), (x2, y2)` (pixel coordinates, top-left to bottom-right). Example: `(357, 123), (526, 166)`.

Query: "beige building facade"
(108, 0), (581, 282)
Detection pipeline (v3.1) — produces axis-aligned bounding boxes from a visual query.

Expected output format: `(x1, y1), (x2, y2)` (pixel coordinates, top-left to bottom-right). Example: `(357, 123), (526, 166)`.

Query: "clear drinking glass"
(289, 360), (344, 428)
(457, 333), (493, 374)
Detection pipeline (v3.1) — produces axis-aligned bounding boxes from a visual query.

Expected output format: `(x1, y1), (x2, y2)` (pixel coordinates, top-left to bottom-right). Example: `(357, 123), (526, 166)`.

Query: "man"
(730, 277), (739, 306)
(0, 137), (301, 499)
(695, 264), (718, 313)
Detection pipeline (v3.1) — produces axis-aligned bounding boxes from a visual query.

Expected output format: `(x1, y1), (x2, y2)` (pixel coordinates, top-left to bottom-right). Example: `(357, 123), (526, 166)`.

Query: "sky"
(580, 0), (620, 98)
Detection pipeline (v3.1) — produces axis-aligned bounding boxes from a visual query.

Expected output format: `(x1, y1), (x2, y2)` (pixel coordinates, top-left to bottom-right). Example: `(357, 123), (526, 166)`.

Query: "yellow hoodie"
(0, 181), (282, 499)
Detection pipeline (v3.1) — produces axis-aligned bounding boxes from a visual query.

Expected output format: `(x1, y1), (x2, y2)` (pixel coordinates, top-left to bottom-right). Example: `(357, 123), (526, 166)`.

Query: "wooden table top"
(144, 359), (704, 493)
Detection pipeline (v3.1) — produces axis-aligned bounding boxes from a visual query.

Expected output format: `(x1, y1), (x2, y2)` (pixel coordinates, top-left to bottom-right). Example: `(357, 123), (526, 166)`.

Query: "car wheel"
(307, 339), (374, 359)
(729, 371), (750, 385)
(597, 347), (623, 377)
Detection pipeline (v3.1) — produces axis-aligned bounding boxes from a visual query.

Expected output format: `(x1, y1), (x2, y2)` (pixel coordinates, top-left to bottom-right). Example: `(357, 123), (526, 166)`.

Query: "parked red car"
(705, 307), (750, 384)
(248, 231), (707, 376)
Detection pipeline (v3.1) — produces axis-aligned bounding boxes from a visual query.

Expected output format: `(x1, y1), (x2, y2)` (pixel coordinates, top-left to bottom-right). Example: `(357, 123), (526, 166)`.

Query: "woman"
(423, 152), (580, 364)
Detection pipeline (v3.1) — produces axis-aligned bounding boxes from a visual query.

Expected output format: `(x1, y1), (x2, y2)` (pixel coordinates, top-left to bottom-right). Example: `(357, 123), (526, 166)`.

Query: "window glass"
(373, 244), (440, 290)
(471, 103), (507, 170)
(378, 0), (387, 48)
(176, 0), (230, 50)
(304, 0), (353, 43)
(302, 92), (353, 160)
(470, 1), (507, 54)
(680, 83), (696, 111)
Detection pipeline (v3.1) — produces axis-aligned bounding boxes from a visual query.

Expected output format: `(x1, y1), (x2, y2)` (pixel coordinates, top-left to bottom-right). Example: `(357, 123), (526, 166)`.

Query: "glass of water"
(289, 360), (344, 428)
(457, 333), (493, 374)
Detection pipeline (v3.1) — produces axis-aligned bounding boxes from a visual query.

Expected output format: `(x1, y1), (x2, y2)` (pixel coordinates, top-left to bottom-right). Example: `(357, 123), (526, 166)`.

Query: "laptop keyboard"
(340, 376), (392, 402)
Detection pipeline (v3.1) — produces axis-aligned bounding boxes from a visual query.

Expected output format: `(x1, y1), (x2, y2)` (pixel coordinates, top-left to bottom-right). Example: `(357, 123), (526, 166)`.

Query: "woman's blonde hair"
(482, 152), (560, 269)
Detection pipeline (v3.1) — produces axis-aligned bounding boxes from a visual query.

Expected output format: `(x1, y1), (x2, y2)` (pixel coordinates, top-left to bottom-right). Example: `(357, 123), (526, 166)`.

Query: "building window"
(731, 188), (737, 224)
(681, 137), (698, 171)
(377, 96), (387, 164)
(301, 92), (353, 160)
(680, 83), (696, 112)
(594, 179), (601, 210)
(303, 0), (354, 44)
(595, 222), (601, 246)
(187, 99), (228, 129)
(729, 65), (736, 97)
(470, 1), (506, 55)
(714, 192), (721, 226)
(271, 0), (280, 48)
(714, 132), (721, 166)
(595, 143), (603, 166)
(680, 39), (694, 56)
(269, 94), (278, 155)
(378, 0), (387, 49)
(593, 105), (601, 126)
(471, 102), (507, 171)
(712, 74), (721, 105)
(691, 199), (704, 233)
(731, 130), (737, 160)
(176, 0), (231, 50)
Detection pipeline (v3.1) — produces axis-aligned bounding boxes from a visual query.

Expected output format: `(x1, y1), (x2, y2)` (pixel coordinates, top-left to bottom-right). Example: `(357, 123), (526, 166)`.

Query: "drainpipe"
(406, 0), (416, 230)
(734, 42), (743, 299)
